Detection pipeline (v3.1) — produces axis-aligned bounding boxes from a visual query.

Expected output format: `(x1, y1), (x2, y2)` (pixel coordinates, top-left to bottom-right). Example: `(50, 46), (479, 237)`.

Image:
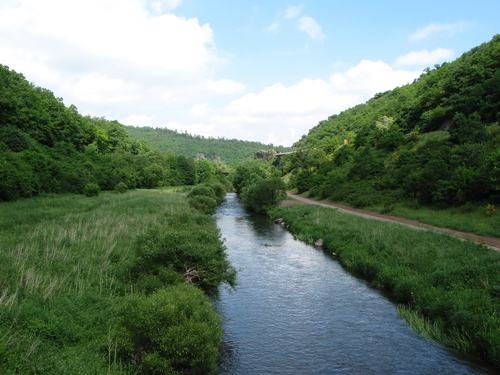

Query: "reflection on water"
(215, 193), (484, 374)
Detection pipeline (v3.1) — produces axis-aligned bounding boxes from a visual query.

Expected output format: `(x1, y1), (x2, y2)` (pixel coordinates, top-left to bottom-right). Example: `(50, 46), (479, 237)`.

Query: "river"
(215, 193), (483, 374)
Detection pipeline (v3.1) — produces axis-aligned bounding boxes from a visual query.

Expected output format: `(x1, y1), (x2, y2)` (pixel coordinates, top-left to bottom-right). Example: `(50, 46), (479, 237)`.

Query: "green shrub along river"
(269, 203), (500, 367)
(0, 188), (234, 374)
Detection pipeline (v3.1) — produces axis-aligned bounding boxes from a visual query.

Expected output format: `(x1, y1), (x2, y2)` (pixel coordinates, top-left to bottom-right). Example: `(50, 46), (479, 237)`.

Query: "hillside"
(285, 35), (499, 209)
(126, 126), (289, 164)
(0, 65), (215, 201)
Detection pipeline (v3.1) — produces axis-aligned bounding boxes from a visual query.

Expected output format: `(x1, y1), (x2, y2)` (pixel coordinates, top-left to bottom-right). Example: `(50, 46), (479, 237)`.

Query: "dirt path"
(286, 193), (500, 251)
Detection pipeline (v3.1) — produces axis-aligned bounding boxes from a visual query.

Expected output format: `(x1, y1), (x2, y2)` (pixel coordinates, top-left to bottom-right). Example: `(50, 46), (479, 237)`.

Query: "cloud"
(285, 5), (303, 19)
(266, 5), (324, 41)
(206, 79), (246, 95)
(166, 60), (420, 146)
(298, 16), (325, 40)
(122, 114), (156, 126)
(395, 48), (454, 67)
(409, 22), (467, 42)
(0, 0), (221, 124)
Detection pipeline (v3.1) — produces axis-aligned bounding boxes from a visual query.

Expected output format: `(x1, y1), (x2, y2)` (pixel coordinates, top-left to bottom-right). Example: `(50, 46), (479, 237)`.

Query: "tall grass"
(0, 189), (233, 373)
(270, 204), (500, 367)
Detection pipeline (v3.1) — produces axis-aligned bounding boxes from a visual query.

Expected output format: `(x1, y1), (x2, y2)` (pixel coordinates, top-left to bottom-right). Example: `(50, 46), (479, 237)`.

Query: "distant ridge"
(126, 126), (290, 164)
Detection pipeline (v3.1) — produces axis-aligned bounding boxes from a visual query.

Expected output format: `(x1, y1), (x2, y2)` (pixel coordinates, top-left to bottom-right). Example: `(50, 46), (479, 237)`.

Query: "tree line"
(0, 65), (226, 201)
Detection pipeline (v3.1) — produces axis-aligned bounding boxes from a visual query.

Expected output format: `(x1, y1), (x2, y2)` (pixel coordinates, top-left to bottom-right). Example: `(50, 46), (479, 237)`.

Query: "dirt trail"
(286, 193), (500, 251)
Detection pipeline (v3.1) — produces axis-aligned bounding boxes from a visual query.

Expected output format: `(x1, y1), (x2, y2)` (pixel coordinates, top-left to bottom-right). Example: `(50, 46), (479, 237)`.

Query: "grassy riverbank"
(270, 204), (500, 367)
(0, 189), (234, 374)
(365, 201), (500, 238)
(295, 191), (500, 238)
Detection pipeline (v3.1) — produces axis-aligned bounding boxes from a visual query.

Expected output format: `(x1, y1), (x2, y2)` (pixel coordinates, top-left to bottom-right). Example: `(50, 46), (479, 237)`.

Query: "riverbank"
(288, 192), (499, 238)
(287, 193), (500, 250)
(0, 189), (234, 373)
(269, 203), (500, 368)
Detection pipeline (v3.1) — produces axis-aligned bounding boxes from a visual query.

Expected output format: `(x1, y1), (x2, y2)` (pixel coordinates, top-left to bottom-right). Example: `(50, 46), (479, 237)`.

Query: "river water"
(215, 193), (483, 374)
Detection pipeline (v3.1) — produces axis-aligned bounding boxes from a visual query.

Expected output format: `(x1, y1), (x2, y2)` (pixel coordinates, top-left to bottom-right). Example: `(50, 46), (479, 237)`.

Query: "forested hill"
(0, 65), (208, 201)
(285, 35), (499, 208)
(126, 126), (289, 164)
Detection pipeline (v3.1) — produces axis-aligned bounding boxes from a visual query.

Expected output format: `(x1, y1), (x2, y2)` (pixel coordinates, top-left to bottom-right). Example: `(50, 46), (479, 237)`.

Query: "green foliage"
(270, 204), (500, 366)
(126, 125), (289, 164)
(0, 190), (234, 373)
(288, 35), (500, 208)
(82, 182), (100, 197)
(115, 285), (222, 374)
(0, 64), (207, 201)
(232, 160), (286, 212)
(131, 209), (235, 294)
(232, 160), (272, 194)
(114, 181), (128, 193)
(188, 185), (217, 200)
(188, 195), (218, 215)
(241, 177), (286, 213)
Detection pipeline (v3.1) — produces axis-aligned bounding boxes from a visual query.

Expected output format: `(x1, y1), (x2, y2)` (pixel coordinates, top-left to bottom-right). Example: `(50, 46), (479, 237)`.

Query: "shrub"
(82, 182), (100, 197)
(115, 285), (222, 374)
(241, 177), (286, 213)
(484, 203), (496, 216)
(187, 185), (216, 200)
(114, 181), (128, 193)
(188, 195), (217, 214)
(132, 214), (235, 293)
(207, 182), (226, 203)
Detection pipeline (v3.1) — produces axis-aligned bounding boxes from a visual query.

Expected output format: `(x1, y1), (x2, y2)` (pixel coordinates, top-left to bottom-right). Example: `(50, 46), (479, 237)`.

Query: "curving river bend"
(215, 193), (485, 374)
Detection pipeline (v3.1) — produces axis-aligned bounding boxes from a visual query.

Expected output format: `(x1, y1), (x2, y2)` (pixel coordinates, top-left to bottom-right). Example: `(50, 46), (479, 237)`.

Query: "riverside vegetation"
(282, 35), (500, 236)
(0, 188), (235, 374)
(268, 204), (500, 367)
(231, 35), (500, 369)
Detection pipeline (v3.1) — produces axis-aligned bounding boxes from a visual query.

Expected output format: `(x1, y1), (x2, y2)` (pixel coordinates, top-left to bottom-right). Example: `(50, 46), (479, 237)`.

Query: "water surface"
(216, 193), (482, 374)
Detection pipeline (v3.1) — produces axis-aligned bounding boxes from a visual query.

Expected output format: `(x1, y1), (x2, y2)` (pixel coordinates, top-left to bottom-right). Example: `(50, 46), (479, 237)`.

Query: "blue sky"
(0, 0), (498, 145)
(178, 0), (499, 86)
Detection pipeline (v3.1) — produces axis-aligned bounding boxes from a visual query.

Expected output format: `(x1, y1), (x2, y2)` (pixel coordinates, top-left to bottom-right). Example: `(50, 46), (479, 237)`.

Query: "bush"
(82, 182), (100, 197)
(115, 285), (222, 374)
(206, 182), (226, 204)
(114, 181), (128, 193)
(241, 177), (286, 213)
(188, 195), (217, 214)
(187, 185), (216, 200)
(132, 213), (235, 293)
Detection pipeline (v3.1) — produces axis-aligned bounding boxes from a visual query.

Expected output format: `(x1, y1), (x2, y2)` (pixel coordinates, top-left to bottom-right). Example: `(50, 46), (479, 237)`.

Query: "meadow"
(270, 204), (500, 367)
(0, 189), (234, 374)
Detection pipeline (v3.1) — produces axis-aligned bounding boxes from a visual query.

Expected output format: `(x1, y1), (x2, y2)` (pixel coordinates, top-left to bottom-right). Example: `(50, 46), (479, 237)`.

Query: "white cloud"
(298, 16), (325, 40)
(395, 48), (454, 67)
(68, 73), (139, 105)
(206, 79), (246, 95)
(144, 0), (183, 14)
(122, 114), (156, 126)
(285, 5), (303, 19)
(409, 22), (467, 42)
(168, 60), (420, 145)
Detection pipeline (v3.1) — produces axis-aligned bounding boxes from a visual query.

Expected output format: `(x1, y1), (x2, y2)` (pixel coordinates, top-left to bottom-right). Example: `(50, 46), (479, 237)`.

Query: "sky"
(0, 1), (498, 146)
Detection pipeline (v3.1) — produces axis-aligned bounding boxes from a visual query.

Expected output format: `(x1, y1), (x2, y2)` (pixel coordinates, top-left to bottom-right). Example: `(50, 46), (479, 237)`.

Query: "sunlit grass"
(0, 189), (229, 373)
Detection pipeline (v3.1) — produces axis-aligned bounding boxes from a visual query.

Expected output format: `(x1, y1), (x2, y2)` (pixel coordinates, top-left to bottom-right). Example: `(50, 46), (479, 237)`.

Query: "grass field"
(0, 189), (234, 374)
(270, 204), (500, 367)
